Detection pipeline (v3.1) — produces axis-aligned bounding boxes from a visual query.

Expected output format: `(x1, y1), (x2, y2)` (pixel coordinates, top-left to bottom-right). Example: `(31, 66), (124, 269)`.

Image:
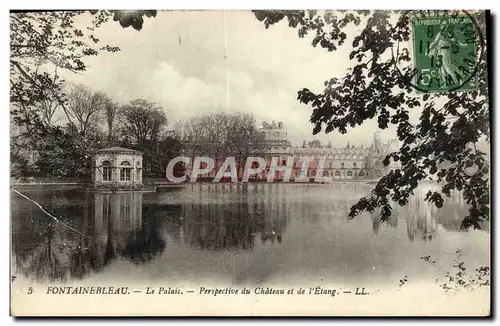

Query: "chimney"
(278, 122), (283, 129)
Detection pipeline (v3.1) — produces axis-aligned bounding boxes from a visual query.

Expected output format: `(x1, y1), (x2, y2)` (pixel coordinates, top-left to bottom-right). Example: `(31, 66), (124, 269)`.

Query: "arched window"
(335, 171), (341, 177)
(101, 160), (112, 181)
(347, 171), (353, 177)
(358, 171), (365, 177)
(120, 161), (132, 181)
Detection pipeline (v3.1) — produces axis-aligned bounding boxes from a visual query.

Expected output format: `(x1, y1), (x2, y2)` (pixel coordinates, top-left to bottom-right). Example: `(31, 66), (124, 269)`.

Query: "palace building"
(254, 121), (400, 180)
(180, 121), (400, 182)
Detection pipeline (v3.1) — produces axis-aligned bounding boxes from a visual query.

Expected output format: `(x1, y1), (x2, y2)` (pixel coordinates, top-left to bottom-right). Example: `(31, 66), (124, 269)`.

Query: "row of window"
(309, 170), (364, 177)
(292, 162), (364, 168)
(100, 160), (140, 182)
(266, 170), (365, 177)
(267, 152), (368, 159)
(101, 160), (140, 167)
(294, 154), (367, 159)
(102, 167), (132, 181)
(336, 162), (361, 168)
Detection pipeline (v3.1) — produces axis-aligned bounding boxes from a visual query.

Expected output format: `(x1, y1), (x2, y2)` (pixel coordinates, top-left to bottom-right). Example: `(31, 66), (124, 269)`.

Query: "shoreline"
(11, 180), (376, 186)
(10, 179), (442, 188)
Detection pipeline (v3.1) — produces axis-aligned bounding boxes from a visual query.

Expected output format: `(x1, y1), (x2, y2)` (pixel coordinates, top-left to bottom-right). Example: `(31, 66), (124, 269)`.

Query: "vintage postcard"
(10, 9), (490, 316)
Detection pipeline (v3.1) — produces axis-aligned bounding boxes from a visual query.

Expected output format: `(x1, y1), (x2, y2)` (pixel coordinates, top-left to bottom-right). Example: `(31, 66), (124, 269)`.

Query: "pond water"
(11, 182), (489, 289)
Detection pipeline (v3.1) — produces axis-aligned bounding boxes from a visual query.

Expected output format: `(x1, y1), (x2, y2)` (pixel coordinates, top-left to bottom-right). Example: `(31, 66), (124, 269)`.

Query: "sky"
(62, 10), (399, 147)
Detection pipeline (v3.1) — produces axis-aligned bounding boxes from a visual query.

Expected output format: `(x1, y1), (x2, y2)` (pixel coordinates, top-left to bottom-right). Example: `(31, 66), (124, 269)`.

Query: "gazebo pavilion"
(92, 146), (143, 190)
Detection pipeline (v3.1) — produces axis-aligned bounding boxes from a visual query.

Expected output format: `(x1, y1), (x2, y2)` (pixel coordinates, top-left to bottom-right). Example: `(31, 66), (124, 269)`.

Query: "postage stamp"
(411, 13), (480, 92)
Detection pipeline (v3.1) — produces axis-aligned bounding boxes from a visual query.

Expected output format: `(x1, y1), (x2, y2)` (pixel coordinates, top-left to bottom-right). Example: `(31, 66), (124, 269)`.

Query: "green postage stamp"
(412, 14), (478, 93)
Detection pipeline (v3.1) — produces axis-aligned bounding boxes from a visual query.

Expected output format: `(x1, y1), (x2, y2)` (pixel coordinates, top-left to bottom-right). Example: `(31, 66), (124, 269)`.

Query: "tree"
(224, 112), (259, 165)
(116, 99), (170, 177)
(34, 124), (104, 178)
(308, 140), (323, 148)
(11, 11), (129, 126)
(177, 112), (258, 173)
(103, 99), (119, 142)
(66, 84), (109, 133)
(117, 99), (168, 145)
(253, 10), (489, 229)
(156, 135), (184, 178)
(10, 11), (156, 178)
(38, 94), (61, 127)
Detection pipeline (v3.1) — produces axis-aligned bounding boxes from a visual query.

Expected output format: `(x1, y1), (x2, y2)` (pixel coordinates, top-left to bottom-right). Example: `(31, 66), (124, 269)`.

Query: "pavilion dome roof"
(95, 146), (142, 154)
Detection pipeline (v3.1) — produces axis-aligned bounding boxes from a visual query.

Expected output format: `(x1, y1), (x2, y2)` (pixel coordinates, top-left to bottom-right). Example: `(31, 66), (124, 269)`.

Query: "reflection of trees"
(258, 184), (288, 244)
(369, 196), (439, 242)
(12, 182), (481, 282)
(404, 186), (469, 242)
(367, 185), (474, 242)
(182, 184), (290, 250)
(361, 183), (480, 242)
(405, 206), (437, 243)
(371, 212), (398, 235)
(12, 190), (167, 282)
(121, 204), (170, 264)
(21, 223), (66, 281)
(12, 190), (92, 282)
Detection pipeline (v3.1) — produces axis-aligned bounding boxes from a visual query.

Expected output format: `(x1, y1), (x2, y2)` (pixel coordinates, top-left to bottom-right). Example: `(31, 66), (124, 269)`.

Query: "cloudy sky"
(63, 10), (398, 147)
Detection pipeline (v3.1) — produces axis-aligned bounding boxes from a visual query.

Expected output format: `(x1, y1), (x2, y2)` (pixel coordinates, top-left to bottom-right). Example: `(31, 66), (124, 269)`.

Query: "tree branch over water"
(253, 10), (489, 229)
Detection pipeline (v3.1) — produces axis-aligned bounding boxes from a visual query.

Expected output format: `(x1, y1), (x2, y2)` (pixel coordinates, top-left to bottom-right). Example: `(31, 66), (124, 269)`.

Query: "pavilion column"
(113, 167), (119, 182)
(137, 169), (142, 184)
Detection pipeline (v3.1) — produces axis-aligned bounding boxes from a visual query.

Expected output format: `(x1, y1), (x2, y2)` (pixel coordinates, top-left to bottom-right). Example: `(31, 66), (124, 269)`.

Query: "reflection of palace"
(181, 184), (289, 250)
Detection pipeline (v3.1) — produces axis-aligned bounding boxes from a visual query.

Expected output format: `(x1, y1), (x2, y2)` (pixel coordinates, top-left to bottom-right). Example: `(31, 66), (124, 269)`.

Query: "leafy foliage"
(10, 11), (157, 179)
(420, 250), (490, 293)
(253, 10), (489, 229)
(117, 98), (168, 145)
(113, 98), (185, 178)
(176, 112), (258, 168)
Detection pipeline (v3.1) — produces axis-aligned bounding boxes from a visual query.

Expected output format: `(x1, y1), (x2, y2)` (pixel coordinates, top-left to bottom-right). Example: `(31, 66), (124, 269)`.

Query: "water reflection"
(368, 184), (483, 242)
(12, 191), (163, 281)
(11, 183), (484, 283)
(180, 184), (289, 250)
(11, 185), (293, 281)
